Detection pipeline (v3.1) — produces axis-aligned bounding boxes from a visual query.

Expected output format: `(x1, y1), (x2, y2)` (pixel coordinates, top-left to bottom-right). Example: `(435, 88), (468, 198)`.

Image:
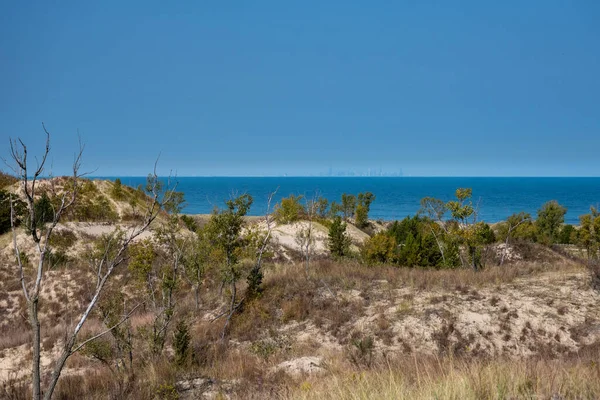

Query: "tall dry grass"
(290, 351), (600, 400)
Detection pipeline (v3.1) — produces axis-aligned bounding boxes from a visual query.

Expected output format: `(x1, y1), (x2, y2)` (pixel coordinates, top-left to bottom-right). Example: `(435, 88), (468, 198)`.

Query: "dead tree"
(295, 192), (318, 277)
(7, 126), (175, 400)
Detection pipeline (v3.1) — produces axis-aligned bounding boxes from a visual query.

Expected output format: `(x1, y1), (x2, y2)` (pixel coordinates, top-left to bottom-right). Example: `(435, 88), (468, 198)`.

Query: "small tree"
(295, 193), (318, 276)
(6, 127), (174, 400)
(315, 196), (329, 219)
(536, 200), (567, 245)
(206, 194), (253, 338)
(273, 194), (304, 224)
(173, 319), (191, 366)
(246, 190), (276, 299)
(497, 212), (532, 266)
(328, 215), (350, 257)
(341, 193), (357, 221)
(111, 178), (125, 200)
(578, 206), (600, 260)
(362, 232), (396, 264)
(355, 192), (375, 229)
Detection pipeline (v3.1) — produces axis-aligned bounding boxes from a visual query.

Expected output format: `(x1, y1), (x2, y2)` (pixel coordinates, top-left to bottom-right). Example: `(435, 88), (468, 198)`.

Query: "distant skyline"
(1, 1), (599, 177)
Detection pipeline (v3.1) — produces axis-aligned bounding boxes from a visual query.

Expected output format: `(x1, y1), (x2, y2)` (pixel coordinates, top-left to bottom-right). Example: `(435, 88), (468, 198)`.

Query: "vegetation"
(328, 215), (351, 257)
(355, 191), (375, 229)
(3, 140), (600, 400)
(536, 200), (567, 245)
(274, 194), (305, 224)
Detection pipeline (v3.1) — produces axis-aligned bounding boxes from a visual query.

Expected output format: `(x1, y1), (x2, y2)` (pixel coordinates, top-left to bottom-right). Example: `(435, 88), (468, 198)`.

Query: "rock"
(273, 356), (324, 376)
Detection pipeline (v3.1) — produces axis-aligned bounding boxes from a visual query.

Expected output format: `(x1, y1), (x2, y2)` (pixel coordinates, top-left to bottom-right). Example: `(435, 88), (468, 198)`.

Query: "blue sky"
(1, 1), (599, 177)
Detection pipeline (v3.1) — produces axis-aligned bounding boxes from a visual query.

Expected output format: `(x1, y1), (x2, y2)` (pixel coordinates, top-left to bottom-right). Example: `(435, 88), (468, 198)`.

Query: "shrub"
(33, 192), (54, 227)
(558, 224), (576, 244)
(362, 232), (396, 264)
(274, 194), (305, 224)
(0, 171), (17, 189)
(49, 229), (77, 250)
(180, 215), (198, 232)
(355, 192), (375, 229)
(536, 200), (567, 245)
(0, 189), (26, 235)
(173, 320), (191, 366)
(386, 216), (447, 267)
(110, 178), (125, 200)
(328, 216), (350, 257)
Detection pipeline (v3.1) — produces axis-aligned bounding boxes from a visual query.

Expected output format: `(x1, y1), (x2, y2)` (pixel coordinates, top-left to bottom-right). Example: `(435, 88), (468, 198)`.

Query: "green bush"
(274, 194), (305, 224)
(362, 232), (396, 264)
(180, 215), (198, 232)
(0, 171), (17, 189)
(0, 190), (26, 235)
(49, 229), (77, 250)
(536, 200), (567, 245)
(328, 216), (351, 257)
(173, 320), (190, 366)
(355, 192), (375, 229)
(110, 178), (125, 200)
(558, 224), (576, 244)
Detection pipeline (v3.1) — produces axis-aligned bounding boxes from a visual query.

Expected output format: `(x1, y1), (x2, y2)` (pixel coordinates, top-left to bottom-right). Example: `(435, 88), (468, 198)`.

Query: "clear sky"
(1, 1), (599, 177)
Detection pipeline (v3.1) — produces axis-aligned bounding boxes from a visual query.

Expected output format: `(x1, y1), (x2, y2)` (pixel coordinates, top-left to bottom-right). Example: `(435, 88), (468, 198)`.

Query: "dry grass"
(290, 350), (600, 400)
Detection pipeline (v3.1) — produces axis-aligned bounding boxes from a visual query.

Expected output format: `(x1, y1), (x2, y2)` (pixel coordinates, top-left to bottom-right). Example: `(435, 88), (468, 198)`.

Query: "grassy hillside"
(1, 180), (599, 399)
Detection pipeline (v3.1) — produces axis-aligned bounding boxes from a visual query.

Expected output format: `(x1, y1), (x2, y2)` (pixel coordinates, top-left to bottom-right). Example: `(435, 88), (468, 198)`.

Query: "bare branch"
(70, 303), (143, 355)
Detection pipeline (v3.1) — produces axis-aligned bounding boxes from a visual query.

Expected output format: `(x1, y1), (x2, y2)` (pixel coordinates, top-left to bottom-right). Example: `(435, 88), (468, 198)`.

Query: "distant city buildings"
(318, 167), (403, 177)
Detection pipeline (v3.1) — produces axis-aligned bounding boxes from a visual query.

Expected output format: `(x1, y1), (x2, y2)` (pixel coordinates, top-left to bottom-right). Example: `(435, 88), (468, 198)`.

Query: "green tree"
(362, 232), (396, 264)
(205, 194), (253, 337)
(558, 224), (576, 244)
(314, 196), (329, 219)
(0, 171), (17, 189)
(273, 194), (305, 224)
(111, 178), (125, 200)
(578, 207), (600, 260)
(0, 190), (26, 234)
(536, 200), (567, 245)
(341, 193), (357, 221)
(173, 320), (191, 366)
(32, 192), (54, 228)
(355, 192), (376, 228)
(328, 215), (350, 257)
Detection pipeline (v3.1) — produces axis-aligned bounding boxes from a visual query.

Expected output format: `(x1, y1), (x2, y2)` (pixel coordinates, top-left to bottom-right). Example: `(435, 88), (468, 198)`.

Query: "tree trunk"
(43, 338), (75, 400)
(29, 299), (41, 400)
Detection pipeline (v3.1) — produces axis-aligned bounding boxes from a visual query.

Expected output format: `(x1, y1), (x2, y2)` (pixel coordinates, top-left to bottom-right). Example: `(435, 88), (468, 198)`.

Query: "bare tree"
(499, 212), (531, 266)
(7, 127), (175, 400)
(295, 192), (318, 277)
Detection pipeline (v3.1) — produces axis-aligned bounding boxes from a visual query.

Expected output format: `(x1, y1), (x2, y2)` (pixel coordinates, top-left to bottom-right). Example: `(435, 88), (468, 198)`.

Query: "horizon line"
(88, 175), (600, 179)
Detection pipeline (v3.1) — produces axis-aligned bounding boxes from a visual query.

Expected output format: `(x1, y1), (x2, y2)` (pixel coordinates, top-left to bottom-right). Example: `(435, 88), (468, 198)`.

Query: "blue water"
(105, 177), (600, 224)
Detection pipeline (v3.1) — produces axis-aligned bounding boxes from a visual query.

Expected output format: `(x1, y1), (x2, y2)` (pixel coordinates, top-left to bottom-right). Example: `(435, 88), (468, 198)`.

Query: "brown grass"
(289, 349), (600, 400)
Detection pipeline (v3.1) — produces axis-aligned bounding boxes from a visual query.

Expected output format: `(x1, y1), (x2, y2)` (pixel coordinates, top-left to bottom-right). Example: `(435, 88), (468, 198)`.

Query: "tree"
(246, 190), (276, 299)
(362, 232), (396, 264)
(340, 193), (357, 221)
(536, 200), (567, 245)
(419, 197), (450, 266)
(1, 189), (25, 234)
(183, 227), (211, 310)
(497, 212), (531, 266)
(578, 206), (600, 260)
(295, 193), (317, 277)
(111, 178), (125, 200)
(6, 126), (175, 400)
(205, 194), (253, 338)
(273, 194), (304, 224)
(314, 196), (329, 219)
(446, 188), (486, 270)
(328, 215), (350, 257)
(355, 192), (376, 229)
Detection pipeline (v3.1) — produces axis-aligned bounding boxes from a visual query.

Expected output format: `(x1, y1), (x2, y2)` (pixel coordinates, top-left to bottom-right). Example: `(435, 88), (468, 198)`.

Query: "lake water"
(105, 177), (600, 224)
